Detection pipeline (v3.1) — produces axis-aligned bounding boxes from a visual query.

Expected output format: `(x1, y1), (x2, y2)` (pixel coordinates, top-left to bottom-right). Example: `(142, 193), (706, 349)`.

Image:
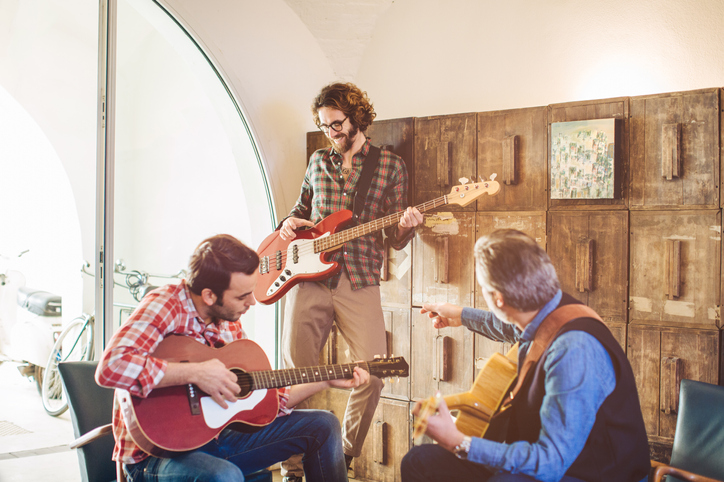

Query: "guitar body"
(119, 337), (280, 456)
(118, 336), (410, 456)
(254, 210), (354, 304)
(413, 344), (518, 443)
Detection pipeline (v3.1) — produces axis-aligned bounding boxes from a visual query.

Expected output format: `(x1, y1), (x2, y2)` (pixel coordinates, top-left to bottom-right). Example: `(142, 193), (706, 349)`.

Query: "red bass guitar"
(117, 335), (409, 456)
(254, 175), (501, 304)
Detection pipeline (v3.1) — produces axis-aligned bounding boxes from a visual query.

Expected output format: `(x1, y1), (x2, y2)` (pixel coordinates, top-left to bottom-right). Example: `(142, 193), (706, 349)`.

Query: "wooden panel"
(413, 113), (477, 210)
(721, 88), (724, 210)
(307, 130), (329, 162)
(547, 210), (629, 323)
(380, 239), (412, 308)
(474, 211), (547, 309)
(355, 398), (410, 482)
(630, 88), (720, 208)
(629, 210), (721, 329)
(368, 118), (415, 207)
(628, 325), (719, 440)
(412, 211), (476, 307)
(628, 324), (661, 436)
(604, 321), (627, 353)
(410, 310), (474, 400)
(381, 308), (411, 401)
(477, 106), (548, 211)
(548, 97), (629, 209)
(659, 328), (719, 437)
(305, 386), (350, 424)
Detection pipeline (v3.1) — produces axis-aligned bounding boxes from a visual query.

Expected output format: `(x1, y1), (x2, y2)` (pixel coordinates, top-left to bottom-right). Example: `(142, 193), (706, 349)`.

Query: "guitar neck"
(249, 361), (372, 390)
(315, 195), (448, 252)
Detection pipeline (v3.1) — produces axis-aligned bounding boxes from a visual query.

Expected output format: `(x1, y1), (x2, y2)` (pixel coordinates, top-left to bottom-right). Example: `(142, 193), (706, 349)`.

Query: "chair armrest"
(651, 464), (724, 482)
(69, 423), (113, 449)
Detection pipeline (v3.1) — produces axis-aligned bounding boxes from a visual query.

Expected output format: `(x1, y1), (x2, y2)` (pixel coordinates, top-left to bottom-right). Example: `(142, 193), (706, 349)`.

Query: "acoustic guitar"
(254, 175), (501, 304)
(413, 343), (518, 444)
(117, 335), (409, 456)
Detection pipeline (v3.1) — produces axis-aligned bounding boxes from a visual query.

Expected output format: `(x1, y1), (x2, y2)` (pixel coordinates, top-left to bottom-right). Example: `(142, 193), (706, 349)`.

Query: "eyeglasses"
(317, 116), (348, 133)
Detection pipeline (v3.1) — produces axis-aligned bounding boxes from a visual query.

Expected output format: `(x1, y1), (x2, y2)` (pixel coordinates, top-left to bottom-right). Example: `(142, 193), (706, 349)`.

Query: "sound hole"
(232, 369), (253, 398)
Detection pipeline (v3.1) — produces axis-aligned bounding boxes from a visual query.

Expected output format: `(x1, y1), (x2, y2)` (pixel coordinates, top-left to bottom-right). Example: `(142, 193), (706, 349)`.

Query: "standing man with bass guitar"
(403, 229), (650, 482)
(96, 234), (370, 482)
(279, 82), (422, 481)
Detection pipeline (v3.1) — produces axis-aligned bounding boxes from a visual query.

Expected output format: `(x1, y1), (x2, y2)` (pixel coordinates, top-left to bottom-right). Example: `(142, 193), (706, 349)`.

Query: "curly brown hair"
(311, 82), (376, 132)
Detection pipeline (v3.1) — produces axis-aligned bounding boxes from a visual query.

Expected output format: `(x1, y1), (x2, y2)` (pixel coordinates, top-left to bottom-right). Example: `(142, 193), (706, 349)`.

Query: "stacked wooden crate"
(303, 87), (722, 480)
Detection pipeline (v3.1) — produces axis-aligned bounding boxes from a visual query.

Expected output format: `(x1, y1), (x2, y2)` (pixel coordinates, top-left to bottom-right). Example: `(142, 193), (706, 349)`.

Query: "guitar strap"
(352, 145), (381, 223)
(506, 304), (603, 405)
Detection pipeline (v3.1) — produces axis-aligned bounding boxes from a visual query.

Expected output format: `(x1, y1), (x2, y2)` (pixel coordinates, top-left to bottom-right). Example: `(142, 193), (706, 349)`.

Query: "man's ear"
(493, 291), (505, 308)
(200, 288), (217, 307)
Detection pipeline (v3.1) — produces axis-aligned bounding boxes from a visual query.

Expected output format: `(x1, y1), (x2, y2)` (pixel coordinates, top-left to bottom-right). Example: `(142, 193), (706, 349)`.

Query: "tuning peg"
(395, 376), (400, 383)
(490, 173), (497, 181)
(458, 176), (470, 185)
(373, 354), (380, 359)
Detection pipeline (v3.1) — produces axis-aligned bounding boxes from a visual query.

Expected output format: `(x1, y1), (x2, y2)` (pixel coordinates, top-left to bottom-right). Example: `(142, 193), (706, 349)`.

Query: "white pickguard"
(265, 232), (334, 297)
(199, 389), (268, 429)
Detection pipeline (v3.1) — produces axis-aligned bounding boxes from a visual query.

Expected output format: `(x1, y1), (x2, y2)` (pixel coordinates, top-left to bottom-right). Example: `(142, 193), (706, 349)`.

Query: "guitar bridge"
(187, 384), (201, 415)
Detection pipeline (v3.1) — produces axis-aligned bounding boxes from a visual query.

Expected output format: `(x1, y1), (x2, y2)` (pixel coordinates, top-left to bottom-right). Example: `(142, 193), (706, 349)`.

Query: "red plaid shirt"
(287, 139), (414, 289)
(95, 280), (290, 465)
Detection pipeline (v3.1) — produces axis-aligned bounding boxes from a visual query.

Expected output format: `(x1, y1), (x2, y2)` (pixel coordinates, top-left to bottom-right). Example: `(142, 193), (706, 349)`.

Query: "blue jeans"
(401, 444), (586, 482)
(124, 409), (347, 482)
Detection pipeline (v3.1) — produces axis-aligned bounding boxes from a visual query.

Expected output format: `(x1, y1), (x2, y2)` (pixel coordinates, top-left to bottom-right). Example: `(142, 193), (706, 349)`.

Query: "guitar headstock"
(367, 356), (410, 379)
(446, 174), (501, 207)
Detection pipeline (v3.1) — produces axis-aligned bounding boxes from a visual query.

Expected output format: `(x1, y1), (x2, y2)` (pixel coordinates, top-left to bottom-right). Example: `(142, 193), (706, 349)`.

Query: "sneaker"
(282, 477), (303, 482)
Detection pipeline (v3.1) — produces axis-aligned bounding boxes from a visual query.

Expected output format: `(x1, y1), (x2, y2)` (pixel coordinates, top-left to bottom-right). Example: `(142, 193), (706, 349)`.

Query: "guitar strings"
(240, 361), (374, 390)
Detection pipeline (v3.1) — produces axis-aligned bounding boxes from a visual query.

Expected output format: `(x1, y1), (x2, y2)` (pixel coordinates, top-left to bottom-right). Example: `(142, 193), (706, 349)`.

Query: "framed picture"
(550, 119), (619, 199)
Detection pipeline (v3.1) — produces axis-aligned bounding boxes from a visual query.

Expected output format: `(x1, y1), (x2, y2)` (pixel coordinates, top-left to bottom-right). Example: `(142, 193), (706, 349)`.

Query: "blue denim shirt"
(459, 291), (628, 482)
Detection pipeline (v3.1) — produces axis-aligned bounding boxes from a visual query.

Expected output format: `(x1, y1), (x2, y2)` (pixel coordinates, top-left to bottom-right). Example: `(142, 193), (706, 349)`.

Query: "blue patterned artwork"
(550, 119), (616, 199)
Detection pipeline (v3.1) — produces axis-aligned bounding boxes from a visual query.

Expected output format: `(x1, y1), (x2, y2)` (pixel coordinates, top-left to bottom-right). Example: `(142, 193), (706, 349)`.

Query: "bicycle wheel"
(42, 314), (94, 416)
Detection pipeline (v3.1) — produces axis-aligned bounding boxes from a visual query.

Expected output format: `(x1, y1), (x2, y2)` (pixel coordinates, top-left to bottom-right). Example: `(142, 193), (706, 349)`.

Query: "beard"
(207, 298), (245, 323)
(330, 124), (359, 154)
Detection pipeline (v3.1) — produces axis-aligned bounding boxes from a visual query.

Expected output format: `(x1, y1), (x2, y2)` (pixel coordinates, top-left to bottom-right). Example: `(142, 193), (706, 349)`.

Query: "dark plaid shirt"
(288, 138), (414, 290)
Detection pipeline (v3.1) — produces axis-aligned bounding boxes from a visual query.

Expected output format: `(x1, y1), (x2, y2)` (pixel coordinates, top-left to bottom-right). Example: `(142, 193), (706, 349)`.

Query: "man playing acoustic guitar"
(278, 82), (422, 481)
(402, 229), (650, 482)
(96, 234), (369, 482)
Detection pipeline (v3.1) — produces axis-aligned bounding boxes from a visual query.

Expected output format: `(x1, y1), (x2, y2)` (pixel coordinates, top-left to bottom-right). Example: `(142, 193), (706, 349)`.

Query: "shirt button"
(343, 192), (347, 196)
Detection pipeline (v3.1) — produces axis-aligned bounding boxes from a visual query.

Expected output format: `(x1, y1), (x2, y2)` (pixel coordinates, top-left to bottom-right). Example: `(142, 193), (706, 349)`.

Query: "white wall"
(163, 0), (724, 217)
(358, 0), (724, 119)
(160, 0), (336, 222)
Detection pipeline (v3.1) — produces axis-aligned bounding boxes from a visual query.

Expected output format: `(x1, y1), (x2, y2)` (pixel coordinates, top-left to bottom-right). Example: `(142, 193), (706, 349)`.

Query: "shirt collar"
(179, 279), (206, 326)
(520, 289), (563, 343)
(329, 137), (371, 166)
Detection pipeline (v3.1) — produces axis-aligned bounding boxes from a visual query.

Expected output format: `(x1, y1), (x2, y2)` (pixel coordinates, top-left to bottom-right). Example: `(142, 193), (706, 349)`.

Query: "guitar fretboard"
(249, 361), (372, 390)
(313, 195), (449, 253)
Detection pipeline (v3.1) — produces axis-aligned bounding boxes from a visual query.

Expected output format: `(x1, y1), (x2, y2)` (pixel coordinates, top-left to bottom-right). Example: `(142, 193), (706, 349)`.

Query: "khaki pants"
(281, 272), (386, 477)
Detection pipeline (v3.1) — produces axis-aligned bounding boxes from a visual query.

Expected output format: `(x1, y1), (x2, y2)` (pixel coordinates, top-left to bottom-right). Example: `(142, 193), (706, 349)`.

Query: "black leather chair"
(59, 360), (272, 482)
(650, 379), (724, 482)
(58, 360), (120, 482)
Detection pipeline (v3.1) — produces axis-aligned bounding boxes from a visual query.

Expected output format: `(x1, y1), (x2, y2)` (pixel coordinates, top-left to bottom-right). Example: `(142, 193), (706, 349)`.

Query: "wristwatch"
(453, 435), (472, 460)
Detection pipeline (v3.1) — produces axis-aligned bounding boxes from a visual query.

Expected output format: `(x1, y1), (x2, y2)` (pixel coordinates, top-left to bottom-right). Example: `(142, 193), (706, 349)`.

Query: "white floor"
(0, 360), (81, 482)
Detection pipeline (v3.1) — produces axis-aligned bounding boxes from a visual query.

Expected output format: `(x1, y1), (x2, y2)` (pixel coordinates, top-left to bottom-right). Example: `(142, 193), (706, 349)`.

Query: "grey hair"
(474, 229), (559, 312)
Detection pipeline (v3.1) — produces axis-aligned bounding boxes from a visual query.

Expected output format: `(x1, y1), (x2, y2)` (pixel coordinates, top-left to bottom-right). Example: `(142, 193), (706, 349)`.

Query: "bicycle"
(41, 312), (93, 416)
(41, 260), (185, 416)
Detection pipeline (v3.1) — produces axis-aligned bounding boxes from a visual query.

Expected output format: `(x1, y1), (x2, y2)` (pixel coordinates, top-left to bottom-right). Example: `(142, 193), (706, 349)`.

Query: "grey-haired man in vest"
(402, 229), (650, 482)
